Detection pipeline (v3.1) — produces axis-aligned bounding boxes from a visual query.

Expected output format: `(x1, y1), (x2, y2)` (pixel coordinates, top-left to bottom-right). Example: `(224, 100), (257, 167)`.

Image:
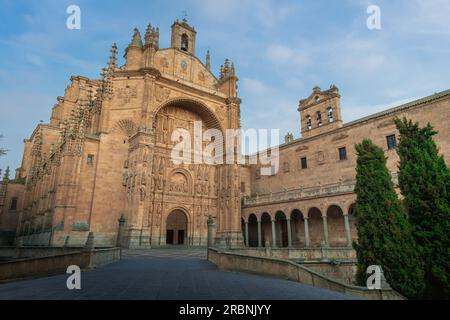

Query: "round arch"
(166, 167), (193, 195)
(248, 214), (258, 247)
(260, 212), (272, 247)
(154, 98), (223, 132)
(166, 209), (189, 245)
(275, 211), (288, 247)
(307, 207), (324, 247)
(290, 209), (305, 247)
(326, 205), (346, 247)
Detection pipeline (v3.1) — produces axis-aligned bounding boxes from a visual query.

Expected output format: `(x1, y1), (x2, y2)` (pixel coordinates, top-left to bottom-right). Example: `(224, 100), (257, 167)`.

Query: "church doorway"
(166, 210), (188, 245)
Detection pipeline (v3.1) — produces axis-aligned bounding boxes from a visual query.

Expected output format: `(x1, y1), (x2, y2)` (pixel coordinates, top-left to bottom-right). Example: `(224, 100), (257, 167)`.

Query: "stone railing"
(243, 173), (399, 207)
(243, 181), (356, 207)
(0, 247), (121, 282)
(208, 247), (405, 300)
(228, 247), (356, 261)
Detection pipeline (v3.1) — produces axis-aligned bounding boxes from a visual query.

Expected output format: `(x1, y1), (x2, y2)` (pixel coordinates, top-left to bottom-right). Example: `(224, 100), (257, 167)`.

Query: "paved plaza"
(0, 248), (356, 300)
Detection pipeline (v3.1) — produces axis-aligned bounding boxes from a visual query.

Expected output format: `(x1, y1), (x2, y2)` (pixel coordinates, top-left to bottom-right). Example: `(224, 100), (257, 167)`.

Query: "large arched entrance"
(166, 210), (188, 245)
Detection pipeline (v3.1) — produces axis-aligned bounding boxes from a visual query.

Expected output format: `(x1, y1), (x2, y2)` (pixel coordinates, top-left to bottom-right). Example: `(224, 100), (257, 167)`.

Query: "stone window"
(283, 161), (290, 173)
(338, 147), (347, 161)
(181, 34), (189, 52)
(87, 154), (94, 166)
(255, 168), (261, 179)
(9, 198), (18, 211)
(306, 115), (312, 130)
(386, 135), (397, 150)
(241, 182), (246, 193)
(270, 164), (277, 176)
(327, 106), (334, 123)
(300, 157), (308, 169)
(317, 111), (323, 127)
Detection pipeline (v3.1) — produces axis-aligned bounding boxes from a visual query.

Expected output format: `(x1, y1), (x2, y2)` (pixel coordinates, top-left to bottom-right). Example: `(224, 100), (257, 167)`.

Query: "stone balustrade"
(243, 173), (398, 207)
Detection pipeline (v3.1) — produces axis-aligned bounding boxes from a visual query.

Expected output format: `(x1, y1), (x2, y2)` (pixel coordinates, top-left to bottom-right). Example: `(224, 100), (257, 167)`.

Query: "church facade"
(0, 20), (449, 249)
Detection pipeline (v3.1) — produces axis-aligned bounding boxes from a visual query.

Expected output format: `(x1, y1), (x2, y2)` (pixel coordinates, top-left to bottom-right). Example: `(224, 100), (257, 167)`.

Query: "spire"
(223, 59), (230, 75)
(129, 28), (143, 48)
(206, 50), (211, 71)
(3, 166), (10, 182)
(219, 58), (237, 80)
(219, 65), (224, 79)
(145, 23), (159, 49)
(106, 43), (118, 73)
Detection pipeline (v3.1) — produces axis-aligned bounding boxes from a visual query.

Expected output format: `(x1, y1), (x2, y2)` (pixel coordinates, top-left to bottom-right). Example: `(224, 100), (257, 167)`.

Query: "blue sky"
(1, 0), (449, 172)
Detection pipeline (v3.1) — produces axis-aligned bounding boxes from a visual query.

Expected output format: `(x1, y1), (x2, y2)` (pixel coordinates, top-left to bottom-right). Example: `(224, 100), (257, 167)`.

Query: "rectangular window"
(339, 147), (347, 161)
(386, 135), (397, 150)
(87, 154), (94, 166)
(300, 157), (308, 169)
(241, 182), (245, 193)
(270, 165), (277, 176)
(9, 198), (18, 211)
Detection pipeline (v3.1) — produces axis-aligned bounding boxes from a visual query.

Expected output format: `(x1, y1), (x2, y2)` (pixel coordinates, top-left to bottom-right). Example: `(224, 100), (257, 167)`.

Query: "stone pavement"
(0, 248), (357, 300)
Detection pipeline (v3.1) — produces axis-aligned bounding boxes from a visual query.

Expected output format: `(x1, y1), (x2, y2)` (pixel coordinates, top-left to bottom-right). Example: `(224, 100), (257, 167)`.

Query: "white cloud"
(265, 45), (309, 68)
(193, 0), (299, 27)
(241, 78), (274, 95)
(25, 54), (45, 67)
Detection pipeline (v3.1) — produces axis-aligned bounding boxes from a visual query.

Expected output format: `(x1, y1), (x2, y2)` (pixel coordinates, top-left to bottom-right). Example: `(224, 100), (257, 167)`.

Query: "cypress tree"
(353, 139), (424, 299)
(395, 118), (450, 299)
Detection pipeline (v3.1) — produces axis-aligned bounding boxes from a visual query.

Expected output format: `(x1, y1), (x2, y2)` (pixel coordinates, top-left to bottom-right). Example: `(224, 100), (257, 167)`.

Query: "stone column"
(116, 214), (126, 248)
(287, 219), (292, 248)
(344, 214), (352, 247)
(304, 217), (310, 247)
(244, 221), (249, 247)
(271, 219), (276, 248)
(207, 215), (216, 247)
(257, 220), (262, 247)
(322, 215), (329, 247)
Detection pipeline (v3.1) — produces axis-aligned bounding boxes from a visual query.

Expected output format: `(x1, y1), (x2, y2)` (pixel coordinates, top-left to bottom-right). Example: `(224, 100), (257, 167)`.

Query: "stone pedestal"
(207, 216), (216, 247)
(125, 228), (141, 248)
(116, 214), (125, 247)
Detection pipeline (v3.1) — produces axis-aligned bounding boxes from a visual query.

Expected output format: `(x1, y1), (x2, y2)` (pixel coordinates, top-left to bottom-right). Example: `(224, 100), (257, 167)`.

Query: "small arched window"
(181, 34), (189, 51)
(306, 115), (312, 130)
(10, 197), (18, 211)
(327, 106), (334, 123)
(316, 111), (323, 127)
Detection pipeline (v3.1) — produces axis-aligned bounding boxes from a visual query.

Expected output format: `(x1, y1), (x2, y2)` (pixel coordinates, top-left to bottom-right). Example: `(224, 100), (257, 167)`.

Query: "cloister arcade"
(241, 203), (357, 248)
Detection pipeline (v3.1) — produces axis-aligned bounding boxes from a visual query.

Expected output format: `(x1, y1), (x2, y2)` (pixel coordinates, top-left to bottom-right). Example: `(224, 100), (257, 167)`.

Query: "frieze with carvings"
(332, 133), (349, 142)
(116, 85), (137, 104)
(377, 119), (395, 128)
(155, 86), (171, 102)
(296, 145), (309, 152)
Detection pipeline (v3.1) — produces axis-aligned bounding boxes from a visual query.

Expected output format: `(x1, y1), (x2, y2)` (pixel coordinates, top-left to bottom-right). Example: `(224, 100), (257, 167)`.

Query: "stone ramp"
(0, 248), (355, 300)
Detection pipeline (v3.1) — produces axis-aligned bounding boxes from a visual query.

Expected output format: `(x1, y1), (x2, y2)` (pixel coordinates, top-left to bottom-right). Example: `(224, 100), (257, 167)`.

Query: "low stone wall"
(208, 248), (404, 300)
(0, 247), (121, 282)
(229, 247), (356, 261)
(0, 246), (83, 260)
(300, 261), (357, 285)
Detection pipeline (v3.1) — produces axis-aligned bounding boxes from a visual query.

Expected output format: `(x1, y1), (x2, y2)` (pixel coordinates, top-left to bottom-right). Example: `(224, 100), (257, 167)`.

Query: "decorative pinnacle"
(145, 23), (159, 48)
(129, 28), (143, 48)
(3, 166), (10, 181)
(107, 43), (118, 72)
(206, 49), (211, 71)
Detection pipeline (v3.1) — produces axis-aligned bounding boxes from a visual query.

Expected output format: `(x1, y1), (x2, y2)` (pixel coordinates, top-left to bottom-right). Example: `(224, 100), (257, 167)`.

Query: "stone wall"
(208, 247), (404, 300)
(229, 247), (356, 261)
(0, 247), (120, 282)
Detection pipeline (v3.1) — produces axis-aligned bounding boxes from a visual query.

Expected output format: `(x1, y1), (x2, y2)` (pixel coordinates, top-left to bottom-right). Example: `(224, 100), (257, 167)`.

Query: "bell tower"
(298, 85), (343, 139)
(171, 18), (196, 55)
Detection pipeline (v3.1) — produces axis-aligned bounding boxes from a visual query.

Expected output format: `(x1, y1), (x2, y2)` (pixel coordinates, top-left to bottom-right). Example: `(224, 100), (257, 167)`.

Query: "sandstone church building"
(0, 19), (449, 249)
